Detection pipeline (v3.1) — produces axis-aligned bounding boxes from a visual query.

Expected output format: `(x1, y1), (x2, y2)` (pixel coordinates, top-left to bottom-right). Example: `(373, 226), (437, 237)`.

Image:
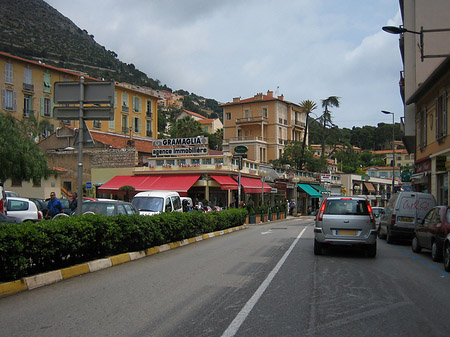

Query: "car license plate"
(334, 230), (357, 236)
(399, 217), (414, 222)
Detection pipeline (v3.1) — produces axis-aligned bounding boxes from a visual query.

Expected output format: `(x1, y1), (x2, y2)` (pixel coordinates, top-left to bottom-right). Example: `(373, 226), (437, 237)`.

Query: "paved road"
(1, 217), (449, 336)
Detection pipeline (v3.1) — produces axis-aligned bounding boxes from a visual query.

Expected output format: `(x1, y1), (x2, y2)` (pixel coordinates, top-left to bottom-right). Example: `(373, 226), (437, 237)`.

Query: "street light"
(382, 110), (395, 196)
(259, 170), (268, 207)
(382, 25), (450, 62)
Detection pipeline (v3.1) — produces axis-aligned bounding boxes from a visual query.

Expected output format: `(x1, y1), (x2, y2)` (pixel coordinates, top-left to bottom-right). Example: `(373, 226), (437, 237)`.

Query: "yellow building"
(0, 51), (158, 139)
(222, 90), (307, 163)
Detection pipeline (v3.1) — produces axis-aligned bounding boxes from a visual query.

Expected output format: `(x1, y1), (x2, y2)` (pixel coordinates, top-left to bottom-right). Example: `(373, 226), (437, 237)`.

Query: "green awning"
(298, 184), (322, 198)
(311, 184), (327, 193)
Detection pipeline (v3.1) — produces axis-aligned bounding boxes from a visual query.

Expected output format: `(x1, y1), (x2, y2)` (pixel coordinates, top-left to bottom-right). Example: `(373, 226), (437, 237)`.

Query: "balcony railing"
(23, 83), (34, 92)
(228, 136), (267, 142)
(236, 116), (268, 124)
(294, 120), (306, 127)
(122, 105), (129, 113)
(146, 111), (153, 118)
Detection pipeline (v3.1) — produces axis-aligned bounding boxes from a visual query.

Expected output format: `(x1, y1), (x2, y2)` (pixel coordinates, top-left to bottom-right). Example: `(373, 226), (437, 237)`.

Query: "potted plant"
(246, 199), (256, 224)
(261, 205), (269, 222)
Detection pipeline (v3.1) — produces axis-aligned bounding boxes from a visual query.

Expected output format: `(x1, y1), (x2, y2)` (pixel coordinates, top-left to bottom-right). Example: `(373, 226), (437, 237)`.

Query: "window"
(178, 159), (186, 165)
(192, 158), (200, 164)
(262, 107), (268, 118)
(419, 108), (427, 148)
(109, 118), (115, 130)
(24, 94), (33, 117)
(133, 117), (141, 133)
(122, 115), (129, 133)
(244, 109), (250, 118)
(156, 160), (164, 166)
(214, 158), (223, 164)
(23, 68), (33, 92)
(226, 112), (231, 120)
(2, 89), (16, 111)
(93, 120), (101, 128)
(43, 73), (51, 93)
(202, 158), (212, 165)
(122, 93), (129, 112)
(41, 97), (52, 117)
(166, 159), (175, 165)
(5, 63), (13, 83)
(133, 96), (141, 112)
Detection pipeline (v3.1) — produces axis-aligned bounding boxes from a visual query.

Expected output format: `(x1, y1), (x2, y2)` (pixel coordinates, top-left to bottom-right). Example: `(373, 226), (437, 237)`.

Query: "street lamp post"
(382, 110), (395, 197)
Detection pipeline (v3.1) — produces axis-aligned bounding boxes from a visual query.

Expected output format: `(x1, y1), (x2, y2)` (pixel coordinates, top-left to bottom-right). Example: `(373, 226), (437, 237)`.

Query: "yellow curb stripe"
(61, 264), (90, 280)
(0, 279), (28, 298)
(110, 253), (130, 266)
(187, 237), (197, 244)
(145, 247), (159, 256)
(169, 242), (181, 249)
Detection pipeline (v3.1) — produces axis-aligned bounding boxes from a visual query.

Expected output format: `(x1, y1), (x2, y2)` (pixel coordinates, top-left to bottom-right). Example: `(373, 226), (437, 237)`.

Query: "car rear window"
(324, 199), (369, 215)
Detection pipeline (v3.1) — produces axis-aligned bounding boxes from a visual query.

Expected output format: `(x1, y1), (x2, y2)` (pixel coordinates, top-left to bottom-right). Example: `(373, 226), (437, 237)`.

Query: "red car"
(412, 206), (450, 262)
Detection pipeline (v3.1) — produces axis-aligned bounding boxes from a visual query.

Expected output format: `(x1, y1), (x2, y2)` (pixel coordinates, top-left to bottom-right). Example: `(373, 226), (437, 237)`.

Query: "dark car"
(412, 205), (450, 262)
(443, 234), (450, 272)
(71, 200), (138, 216)
(29, 198), (48, 215)
(0, 212), (21, 224)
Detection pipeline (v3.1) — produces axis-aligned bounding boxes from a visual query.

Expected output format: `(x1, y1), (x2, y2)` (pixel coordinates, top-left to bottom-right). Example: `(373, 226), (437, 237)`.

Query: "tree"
(298, 100), (317, 169)
(169, 116), (204, 138)
(0, 112), (53, 184)
(320, 96), (340, 157)
(119, 185), (135, 202)
(208, 128), (223, 150)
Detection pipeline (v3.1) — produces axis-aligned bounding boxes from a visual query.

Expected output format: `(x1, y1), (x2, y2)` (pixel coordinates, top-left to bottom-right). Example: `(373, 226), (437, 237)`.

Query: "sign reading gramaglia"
(152, 137), (208, 147)
(152, 136), (208, 156)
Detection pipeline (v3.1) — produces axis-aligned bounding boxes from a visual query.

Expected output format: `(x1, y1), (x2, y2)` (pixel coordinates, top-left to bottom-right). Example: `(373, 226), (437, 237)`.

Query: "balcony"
(146, 111), (153, 118)
(236, 116), (268, 125)
(122, 105), (129, 113)
(294, 120), (306, 128)
(23, 83), (34, 92)
(23, 109), (34, 118)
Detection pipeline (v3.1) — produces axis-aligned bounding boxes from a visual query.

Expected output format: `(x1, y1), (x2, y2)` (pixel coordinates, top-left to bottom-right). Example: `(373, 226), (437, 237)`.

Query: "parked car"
(0, 184), (5, 214)
(412, 206), (450, 262)
(378, 192), (436, 243)
(0, 212), (21, 224)
(4, 197), (43, 222)
(371, 206), (384, 226)
(443, 233), (450, 272)
(5, 191), (19, 198)
(314, 196), (377, 257)
(28, 198), (48, 215)
(132, 191), (182, 215)
(71, 200), (138, 216)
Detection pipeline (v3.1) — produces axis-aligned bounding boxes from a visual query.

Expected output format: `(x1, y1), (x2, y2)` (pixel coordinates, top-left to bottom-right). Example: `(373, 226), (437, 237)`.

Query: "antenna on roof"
(275, 86), (279, 96)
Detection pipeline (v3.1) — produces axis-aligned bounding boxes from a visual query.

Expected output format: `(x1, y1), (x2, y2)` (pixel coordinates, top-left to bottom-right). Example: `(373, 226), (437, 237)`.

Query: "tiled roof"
(372, 149), (408, 155)
(198, 118), (215, 124)
(89, 130), (154, 153)
(183, 109), (207, 120)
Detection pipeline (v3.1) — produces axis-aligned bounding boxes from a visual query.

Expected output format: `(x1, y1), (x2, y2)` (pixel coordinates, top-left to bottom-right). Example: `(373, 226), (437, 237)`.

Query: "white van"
(378, 191), (436, 243)
(132, 190), (182, 215)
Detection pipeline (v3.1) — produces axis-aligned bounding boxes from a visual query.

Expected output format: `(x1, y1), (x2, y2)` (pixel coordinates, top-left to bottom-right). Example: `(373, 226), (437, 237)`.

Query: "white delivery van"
(378, 191), (436, 243)
(132, 190), (182, 216)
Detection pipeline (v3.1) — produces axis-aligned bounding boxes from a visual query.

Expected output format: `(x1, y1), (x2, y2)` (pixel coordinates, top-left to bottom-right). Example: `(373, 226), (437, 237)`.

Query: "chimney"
(254, 93), (263, 101)
(278, 95), (284, 100)
(233, 97), (240, 103)
(267, 90), (273, 98)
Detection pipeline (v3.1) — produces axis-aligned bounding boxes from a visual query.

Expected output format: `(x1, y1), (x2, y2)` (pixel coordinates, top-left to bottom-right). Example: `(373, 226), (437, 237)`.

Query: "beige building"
(391, 0), (450, 204)
(1, 51), (159, 140)
(222, 90), (307, 163)
(176, 109), (223, 134)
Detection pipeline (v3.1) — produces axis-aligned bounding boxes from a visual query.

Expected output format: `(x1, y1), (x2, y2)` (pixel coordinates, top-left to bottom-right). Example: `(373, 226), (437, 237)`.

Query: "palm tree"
(170, 116), (203, 138)
(298, 100), (317, 169)
(320, 96), (340, 158)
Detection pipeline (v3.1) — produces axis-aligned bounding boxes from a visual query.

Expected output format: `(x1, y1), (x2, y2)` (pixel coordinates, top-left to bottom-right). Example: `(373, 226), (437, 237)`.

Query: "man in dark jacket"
(70, 192), (78, 211)
(46, 192), (63, 218)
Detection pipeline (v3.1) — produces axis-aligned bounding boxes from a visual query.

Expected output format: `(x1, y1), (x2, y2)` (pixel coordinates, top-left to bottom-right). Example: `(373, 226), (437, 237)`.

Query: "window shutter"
(13, 91), (17, 111)
(436, 97), (439, 139)
(41, 97), (45, 116)
(50, 99), (54, 118)
(1, 89), (5, 109)
(444, 90), (448, 136)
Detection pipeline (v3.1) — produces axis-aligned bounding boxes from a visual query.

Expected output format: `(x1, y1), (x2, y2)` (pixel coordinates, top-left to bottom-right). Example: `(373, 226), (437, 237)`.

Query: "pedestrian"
(46, 192), (63, 219)
(289, 199), (296, 215)
(70, 192), (78, 211)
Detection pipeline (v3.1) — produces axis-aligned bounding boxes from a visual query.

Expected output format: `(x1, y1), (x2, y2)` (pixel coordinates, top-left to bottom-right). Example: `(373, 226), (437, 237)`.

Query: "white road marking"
(221, 225), (309, 337)
(261, 230), (273, 235)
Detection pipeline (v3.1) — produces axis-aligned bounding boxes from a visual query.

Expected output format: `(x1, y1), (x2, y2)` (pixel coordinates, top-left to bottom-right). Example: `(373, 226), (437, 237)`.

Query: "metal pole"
(391, 113), (395, 196)
(77, 77), (84, 215)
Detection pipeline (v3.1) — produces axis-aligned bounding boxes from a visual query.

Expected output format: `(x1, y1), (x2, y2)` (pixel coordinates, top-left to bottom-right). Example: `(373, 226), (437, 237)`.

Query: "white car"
(5, 197), (43, 223)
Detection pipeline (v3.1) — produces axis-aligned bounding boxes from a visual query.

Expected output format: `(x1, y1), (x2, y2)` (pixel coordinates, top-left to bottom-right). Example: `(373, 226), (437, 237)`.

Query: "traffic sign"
(234, 145), (248, 153)
(54, 81), (114, 104)
(233, 154), (247, 158)
(54, 107), (114, 120)
(86, 181), (92, 189)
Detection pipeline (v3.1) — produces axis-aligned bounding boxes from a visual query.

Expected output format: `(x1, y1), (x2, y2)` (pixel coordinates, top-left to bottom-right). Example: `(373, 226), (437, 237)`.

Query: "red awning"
(149, 175), (201, 193)
(98, 174), (200, 195)
(236, 176), (272, 193)
(210, 175), (239, 190)
(97, 175), (160, 194)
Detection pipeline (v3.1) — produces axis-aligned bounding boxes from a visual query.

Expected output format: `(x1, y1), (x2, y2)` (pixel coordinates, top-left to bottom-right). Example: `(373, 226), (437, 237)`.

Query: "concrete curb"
(0, 224), (248, 298)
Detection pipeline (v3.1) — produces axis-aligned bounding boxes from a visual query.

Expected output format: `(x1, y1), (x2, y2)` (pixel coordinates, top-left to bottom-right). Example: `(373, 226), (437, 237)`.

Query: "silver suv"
(314, 196), (377, 257)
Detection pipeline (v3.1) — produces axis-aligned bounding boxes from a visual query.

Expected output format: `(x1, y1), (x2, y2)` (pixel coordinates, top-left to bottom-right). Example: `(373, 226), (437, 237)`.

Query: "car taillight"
(367, 202), (375, 223)
(318, 198), (327, 221)
(37, 211), (42, 220)
(0, 199), (3, 214)
(391, 214), (396, 225)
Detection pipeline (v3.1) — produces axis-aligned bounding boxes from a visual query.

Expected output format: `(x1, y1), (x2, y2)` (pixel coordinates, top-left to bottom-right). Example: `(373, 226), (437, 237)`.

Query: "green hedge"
(0, 208), (247, 282)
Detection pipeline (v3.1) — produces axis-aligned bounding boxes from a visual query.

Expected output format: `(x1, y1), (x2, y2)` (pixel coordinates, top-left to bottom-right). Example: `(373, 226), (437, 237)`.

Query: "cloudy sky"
(45, 0), (403, 129)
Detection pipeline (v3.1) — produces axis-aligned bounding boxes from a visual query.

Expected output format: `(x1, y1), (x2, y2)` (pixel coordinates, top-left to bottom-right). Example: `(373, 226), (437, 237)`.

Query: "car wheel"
(386, 229), (394, 244)
(444, 242), (450, 272)
(377, 226), (386, 240)
(314, 239), (323, 255)
(431, 241), (442, 262)
(411, 236), (422, 253)
(366, 242), (377, 258)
